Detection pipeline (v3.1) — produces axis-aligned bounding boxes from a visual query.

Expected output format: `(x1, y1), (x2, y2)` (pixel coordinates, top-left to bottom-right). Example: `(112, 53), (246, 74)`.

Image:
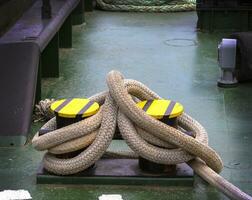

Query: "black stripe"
(142, 100), (153, 112)
(54, 99), (73, 113)
(77, 100), (95, 116)
(164, 101), (176, 117)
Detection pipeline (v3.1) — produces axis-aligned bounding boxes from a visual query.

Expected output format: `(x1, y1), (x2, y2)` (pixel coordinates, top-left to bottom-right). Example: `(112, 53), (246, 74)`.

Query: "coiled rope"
(96, 0), (196, 12)
(32, 71), (252, 200)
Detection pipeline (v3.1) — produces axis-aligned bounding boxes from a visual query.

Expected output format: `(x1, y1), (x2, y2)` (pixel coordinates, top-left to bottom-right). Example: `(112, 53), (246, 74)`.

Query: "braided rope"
(96, 0), (196, 12)
(32, 71), (252, 200)
(33, 99), (55, 122)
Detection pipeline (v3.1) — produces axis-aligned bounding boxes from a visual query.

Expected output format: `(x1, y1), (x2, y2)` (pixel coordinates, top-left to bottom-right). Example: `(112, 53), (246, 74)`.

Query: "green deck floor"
(1, 10), (252, 199)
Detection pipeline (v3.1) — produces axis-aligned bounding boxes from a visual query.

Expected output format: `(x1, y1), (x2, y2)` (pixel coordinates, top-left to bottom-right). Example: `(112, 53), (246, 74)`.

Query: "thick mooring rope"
(32, 71), (252, 200)
(96, 0), (196, 12)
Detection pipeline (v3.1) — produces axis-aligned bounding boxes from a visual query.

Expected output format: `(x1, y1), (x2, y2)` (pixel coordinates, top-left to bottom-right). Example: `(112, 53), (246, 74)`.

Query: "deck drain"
(164, 39), (197, 47)
(225, 161), (251, 169)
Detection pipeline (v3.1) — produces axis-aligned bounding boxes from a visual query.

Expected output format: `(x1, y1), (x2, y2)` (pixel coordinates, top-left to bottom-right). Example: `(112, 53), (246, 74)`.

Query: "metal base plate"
(37, 158), (194, 186)
(217, 80), (239, 88)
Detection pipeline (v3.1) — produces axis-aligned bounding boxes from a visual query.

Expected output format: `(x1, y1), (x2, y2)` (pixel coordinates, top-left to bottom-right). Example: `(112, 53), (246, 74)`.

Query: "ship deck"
(0, 10), (252, 200)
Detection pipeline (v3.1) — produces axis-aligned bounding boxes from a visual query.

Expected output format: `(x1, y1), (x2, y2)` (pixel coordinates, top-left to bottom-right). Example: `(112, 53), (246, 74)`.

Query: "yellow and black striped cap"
(137, 99), (184, 119)
(50, 98), (99, 119)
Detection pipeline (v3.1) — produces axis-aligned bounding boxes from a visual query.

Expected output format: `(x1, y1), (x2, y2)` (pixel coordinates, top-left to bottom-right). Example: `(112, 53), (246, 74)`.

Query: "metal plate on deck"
(37, 158), (194, 186)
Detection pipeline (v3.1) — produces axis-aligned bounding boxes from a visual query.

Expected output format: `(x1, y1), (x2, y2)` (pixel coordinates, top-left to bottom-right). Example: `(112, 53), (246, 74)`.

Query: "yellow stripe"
(137, 100), (147, 109)
(82, 103), (99, 117)
(146, 100), (169, 119)
(136, 99), (184, 119)
(50, 99), (66, 113)
(58, 99), (89, 118)
(169, 103), (183, 118)
(51, 98), (100, 118)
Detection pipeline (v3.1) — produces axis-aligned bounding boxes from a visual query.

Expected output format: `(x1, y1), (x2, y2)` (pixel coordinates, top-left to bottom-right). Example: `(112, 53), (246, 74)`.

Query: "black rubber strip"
(54, 98), (73, 113)
(142, 100), (153, 112)
(77, 100), (95, 116)
(164, 101), (176, 117)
